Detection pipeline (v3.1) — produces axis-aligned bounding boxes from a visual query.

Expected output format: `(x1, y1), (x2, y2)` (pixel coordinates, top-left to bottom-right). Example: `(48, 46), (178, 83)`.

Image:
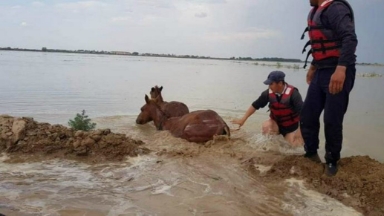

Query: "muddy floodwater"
(1, 51), (384, 215)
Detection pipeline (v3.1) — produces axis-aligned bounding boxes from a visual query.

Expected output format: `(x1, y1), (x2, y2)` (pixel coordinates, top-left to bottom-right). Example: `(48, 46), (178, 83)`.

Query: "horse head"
(150, 85), (164, 103)
(136, 94), (167, 129)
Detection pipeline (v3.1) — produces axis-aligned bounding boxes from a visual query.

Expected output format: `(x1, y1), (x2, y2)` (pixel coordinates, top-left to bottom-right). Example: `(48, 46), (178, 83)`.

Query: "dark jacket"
(308, 1), (358, 68)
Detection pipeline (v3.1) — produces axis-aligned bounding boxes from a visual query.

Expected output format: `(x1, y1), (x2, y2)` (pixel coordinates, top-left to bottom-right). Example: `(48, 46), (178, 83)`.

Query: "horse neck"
(152, 105), (168, 130)
(157, 94), (165, 103)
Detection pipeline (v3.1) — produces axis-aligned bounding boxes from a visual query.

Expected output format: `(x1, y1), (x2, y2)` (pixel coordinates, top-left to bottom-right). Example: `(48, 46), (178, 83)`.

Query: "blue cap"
(263, 71), (285, 85)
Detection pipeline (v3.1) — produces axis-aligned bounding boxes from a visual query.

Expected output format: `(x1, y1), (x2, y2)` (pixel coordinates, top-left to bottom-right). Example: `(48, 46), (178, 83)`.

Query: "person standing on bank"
(300, 0), (358, 176)
(231, 71), (304, 147)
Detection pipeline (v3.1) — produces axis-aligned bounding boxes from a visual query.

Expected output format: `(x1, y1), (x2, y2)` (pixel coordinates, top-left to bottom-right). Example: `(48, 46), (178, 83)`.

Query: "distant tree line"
(0, 47), (222, 60)
(1, 46), (301, 62)
(2, 46), (382, 65)
(230, 56), (302, 62)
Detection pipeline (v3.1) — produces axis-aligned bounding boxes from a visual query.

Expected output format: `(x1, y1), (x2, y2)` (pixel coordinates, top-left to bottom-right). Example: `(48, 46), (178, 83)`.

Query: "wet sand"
(245, 154), (384, 216)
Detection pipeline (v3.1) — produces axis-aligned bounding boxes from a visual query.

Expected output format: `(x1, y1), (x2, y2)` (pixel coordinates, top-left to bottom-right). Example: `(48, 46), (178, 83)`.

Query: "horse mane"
(146, 95), (171, 129)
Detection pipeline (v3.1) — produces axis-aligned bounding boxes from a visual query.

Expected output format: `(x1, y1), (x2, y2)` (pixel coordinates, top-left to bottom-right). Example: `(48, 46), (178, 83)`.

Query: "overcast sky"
(1, 0), (383, 63)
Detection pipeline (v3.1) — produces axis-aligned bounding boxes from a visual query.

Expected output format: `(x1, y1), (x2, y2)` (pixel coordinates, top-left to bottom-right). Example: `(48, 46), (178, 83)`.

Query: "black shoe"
(304, 152), (322, 163)
(325, 162), (338, 176)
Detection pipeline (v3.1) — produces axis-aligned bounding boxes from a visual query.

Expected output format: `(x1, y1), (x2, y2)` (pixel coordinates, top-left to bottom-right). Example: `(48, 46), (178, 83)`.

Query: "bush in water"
(68, 110), (96, 131)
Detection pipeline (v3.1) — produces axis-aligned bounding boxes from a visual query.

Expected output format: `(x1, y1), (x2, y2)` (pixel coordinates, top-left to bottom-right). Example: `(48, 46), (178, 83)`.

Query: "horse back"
(161, 101), (189, 118)
(170, 110), (230, 142)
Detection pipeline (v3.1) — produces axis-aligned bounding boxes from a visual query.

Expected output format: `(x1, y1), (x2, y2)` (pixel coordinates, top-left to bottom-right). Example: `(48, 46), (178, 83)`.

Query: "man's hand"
(231, 106), (256, 130)
(329, 65), (346, 94)
(231, 119), (244, 127)
(306, 64), (316, 84)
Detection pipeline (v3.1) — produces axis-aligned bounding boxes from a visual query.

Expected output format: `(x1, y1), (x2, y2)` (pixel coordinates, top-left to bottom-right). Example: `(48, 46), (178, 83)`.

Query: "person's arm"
(231, 106), (256, 127)
(306, 64), (317, 84)
(325, 2), (358, 67)
(325, 2), (357, 94)
(231, 90), (269, 127)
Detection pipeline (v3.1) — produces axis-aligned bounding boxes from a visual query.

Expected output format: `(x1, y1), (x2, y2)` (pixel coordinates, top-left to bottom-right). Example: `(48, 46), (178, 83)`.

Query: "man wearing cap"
(231, 71), (304, 146)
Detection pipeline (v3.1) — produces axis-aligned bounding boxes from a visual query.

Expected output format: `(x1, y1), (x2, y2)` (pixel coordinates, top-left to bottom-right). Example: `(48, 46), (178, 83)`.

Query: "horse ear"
(159, 86), (163, 92)
(145, 94), (150, 104)
(151, 87), (154, 92)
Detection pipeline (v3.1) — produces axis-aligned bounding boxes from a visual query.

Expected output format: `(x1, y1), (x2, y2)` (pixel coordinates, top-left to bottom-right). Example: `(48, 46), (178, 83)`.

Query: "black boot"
(324, 152), (339, 176)
(325, 162), (338, 176)
(304, 152), (322, 163)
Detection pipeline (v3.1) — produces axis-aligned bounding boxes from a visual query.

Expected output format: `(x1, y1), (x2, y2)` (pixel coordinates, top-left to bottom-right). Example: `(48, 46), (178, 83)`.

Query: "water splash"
(246, 133), (304, 155)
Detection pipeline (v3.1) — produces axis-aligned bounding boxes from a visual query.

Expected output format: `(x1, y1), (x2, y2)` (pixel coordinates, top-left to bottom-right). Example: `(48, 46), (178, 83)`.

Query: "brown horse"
(137, 95), (230, 142)
(136, 86), (189, 124)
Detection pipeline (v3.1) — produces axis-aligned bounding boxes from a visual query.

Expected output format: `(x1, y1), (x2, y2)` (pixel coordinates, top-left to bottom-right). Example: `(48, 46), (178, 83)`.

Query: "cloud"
(110, 16), (131, 22)
(32, 1), (45, 7)
(135, 0), (175, 9)
(195, 12), (207, 18)
(55, 1), (108, 12)
(203, 28), (280, 42)
(0, 0), (380, 63)
(176, 3), (210, 23)
(186, 0), (227, 4)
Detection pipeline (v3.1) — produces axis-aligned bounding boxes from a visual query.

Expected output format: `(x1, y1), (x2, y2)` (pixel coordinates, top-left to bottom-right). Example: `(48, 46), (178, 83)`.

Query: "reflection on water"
(0, 51), (382, 215)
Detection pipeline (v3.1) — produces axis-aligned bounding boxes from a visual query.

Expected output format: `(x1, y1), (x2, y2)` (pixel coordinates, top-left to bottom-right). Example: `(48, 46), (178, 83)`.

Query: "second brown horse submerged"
(137, 95), (230, 142)
(136, 85), (189, 124)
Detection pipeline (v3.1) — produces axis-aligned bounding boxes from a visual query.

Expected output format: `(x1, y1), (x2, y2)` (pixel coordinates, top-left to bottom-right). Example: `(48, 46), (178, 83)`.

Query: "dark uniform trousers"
(300, 65), (356, 163)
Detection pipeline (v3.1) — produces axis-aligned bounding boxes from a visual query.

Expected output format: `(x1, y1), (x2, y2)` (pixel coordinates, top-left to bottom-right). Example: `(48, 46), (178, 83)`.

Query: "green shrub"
(276, 62), (282, 68)
(68, 110), (96, 131)
(361, 72), (382, 77)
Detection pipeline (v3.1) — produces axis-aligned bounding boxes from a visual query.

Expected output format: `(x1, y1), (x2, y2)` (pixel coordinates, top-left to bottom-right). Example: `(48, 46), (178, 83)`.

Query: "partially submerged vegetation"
(253, 62), (302, 70)
(357, 72), (383, 78)
(68, 110), (96, 131)
(357, 62), (384, 67)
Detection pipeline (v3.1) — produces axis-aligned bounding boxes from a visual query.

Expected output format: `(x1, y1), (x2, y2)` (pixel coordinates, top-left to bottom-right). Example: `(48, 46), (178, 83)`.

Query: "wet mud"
(246, 154), (384, 216)
(0, 115), (149, 163)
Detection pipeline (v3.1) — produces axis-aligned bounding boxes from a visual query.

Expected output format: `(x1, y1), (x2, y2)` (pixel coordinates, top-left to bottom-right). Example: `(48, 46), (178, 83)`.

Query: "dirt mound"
(0, 115), (149, 163)
(248, 155), (384, 215)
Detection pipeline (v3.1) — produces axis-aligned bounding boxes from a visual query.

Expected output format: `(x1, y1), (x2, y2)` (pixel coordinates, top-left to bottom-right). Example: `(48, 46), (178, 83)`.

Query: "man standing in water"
(300, 0), (358, 176)
(231, 71), (304, 147)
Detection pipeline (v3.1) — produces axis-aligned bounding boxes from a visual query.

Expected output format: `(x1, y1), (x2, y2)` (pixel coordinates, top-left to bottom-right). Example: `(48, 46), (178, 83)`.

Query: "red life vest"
(300, 0), (354, 68)
(269, 84), (299, 128)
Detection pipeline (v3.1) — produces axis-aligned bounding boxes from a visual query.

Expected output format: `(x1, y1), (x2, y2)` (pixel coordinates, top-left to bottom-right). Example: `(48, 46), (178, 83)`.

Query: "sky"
(0, 0), (383, 63)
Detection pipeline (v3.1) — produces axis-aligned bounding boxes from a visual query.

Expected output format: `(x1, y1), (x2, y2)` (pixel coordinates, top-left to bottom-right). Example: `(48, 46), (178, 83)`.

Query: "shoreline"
(0, 48), (304, 63)
(1, 48), (382, 66)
